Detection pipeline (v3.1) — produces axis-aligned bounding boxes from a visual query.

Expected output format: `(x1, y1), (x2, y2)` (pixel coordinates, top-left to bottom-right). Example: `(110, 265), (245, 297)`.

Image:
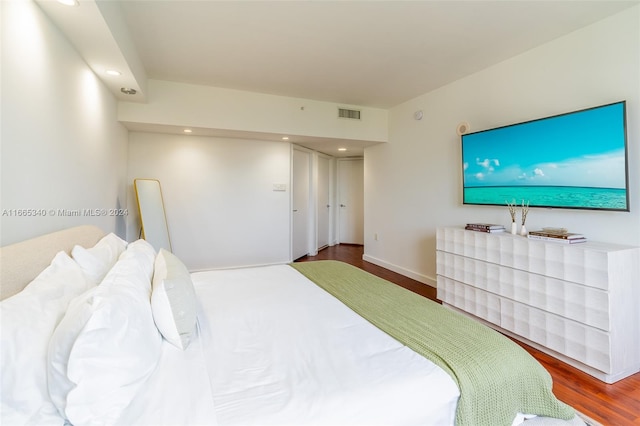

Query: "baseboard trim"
(362, 254), (436, 287)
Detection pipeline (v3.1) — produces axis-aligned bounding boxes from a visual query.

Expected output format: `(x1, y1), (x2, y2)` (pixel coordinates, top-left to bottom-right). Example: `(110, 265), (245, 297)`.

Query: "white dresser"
(436, 227), (640, 383)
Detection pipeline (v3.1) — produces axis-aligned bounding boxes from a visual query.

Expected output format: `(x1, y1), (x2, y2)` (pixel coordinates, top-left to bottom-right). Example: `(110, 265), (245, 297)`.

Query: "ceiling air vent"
(338, 108), (361, 120)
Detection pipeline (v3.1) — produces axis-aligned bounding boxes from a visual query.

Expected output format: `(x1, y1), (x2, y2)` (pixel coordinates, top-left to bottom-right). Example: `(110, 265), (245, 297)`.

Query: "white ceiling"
(36, 0), (638, 155)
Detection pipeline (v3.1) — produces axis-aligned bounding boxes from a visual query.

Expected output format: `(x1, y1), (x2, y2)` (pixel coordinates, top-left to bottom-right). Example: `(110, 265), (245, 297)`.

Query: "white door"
(292, 149), (311, 259)
(337, 158), (364, 245)
(317, 155), (331, 249)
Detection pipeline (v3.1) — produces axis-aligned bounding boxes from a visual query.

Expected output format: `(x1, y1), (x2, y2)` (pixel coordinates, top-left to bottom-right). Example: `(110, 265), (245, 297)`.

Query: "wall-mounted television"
(461, 101), (629, 211)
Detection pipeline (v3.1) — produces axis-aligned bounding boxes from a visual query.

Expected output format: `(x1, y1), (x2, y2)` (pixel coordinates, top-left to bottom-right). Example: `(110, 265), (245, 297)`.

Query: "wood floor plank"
(296, 244), (640, 426)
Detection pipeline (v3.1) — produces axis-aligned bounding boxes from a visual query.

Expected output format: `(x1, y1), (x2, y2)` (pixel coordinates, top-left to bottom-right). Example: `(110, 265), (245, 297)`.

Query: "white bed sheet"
(191, 264), (460, 426)
(116, 310), (218, 426)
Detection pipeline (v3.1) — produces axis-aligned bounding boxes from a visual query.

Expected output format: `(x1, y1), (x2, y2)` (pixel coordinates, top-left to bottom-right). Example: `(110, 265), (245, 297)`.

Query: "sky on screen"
(462, 103), (626, 188)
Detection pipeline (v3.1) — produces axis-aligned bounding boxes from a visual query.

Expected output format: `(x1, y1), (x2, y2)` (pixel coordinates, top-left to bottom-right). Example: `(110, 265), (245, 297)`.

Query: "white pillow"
(0, 251), (91, 425)
(48, 239), (162, 425)
(71, 233), (127, 286)
(151, 249), (198, 350)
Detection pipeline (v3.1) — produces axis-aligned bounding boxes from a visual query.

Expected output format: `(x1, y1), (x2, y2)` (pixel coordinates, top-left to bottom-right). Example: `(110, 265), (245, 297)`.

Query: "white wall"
(364, 6), (640, 286)
(0, 0), (128, 246)
(127, 132), (291, 271)
(119, 79), (389, 143)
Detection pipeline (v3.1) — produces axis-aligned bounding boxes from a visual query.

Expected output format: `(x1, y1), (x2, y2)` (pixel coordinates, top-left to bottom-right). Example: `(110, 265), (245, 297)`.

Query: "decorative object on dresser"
(520, 200), (529, 236)
(528, 229), (587, 244)
(465, 223), (505, 233)
(436, 226), (640, 384)
(506, 199), (518, 234)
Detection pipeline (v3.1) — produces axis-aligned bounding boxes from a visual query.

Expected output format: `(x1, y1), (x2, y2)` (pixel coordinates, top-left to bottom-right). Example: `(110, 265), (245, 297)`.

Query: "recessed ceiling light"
(120, 87), (137, 95)
(57, 0), (79, 6)
(183, 129), (193, 133)
(106, 69), (121, 76)
(282, 136), (289, 140)
(338, 148), (347, 151)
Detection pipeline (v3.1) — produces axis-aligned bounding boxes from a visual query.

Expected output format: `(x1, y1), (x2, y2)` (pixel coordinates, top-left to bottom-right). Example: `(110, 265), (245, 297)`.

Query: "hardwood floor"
(296, 244), (640, 426)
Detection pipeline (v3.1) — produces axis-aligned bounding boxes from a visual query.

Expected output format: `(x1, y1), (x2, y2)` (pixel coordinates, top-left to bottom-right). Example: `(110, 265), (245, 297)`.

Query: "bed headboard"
(0, 225), (106, 301)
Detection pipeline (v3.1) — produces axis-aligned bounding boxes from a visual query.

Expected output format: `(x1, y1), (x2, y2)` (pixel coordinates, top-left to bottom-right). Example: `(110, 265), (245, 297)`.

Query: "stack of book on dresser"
(527, 228), (587, 244)
(465, 223), (505, 233)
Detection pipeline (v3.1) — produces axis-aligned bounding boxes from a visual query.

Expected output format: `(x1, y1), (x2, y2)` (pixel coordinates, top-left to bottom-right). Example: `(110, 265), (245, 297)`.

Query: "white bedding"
(194, 265), (459, 425)
(120, 264), (459, 426)
(115, 320), (218, 425)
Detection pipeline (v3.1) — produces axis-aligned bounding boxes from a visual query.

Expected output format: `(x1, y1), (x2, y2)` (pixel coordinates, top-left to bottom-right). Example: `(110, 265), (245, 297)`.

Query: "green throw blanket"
(290, 261), (574, 426)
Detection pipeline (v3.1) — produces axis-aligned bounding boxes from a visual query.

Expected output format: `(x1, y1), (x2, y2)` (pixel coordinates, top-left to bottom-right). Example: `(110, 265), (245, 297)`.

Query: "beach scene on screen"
(462, 103), (628, 210)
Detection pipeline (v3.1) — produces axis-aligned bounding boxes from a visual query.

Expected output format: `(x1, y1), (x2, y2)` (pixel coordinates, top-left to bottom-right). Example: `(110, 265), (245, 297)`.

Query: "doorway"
(337, 158), (364, 245)
(292, 148), (311, 259)
(317, 155), (331, 250)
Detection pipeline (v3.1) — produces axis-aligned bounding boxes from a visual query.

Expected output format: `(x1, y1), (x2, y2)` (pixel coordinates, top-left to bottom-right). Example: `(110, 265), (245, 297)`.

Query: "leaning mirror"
(133, 178), (172, 252)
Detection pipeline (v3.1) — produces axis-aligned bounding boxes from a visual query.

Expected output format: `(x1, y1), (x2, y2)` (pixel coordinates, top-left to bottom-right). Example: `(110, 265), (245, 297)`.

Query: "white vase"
(511, 222), (517, 235)
(520, 224), (528, 236)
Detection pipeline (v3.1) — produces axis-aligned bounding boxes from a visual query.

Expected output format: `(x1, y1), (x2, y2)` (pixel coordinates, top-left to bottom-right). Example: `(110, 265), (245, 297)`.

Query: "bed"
(0, 226), (579, 426)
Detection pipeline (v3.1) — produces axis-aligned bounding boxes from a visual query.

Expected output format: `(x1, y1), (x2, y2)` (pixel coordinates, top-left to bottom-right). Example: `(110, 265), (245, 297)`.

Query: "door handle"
(293, 209), (298, 212)
(326, 204), (330, 208)
(340, 204), (346, 207)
